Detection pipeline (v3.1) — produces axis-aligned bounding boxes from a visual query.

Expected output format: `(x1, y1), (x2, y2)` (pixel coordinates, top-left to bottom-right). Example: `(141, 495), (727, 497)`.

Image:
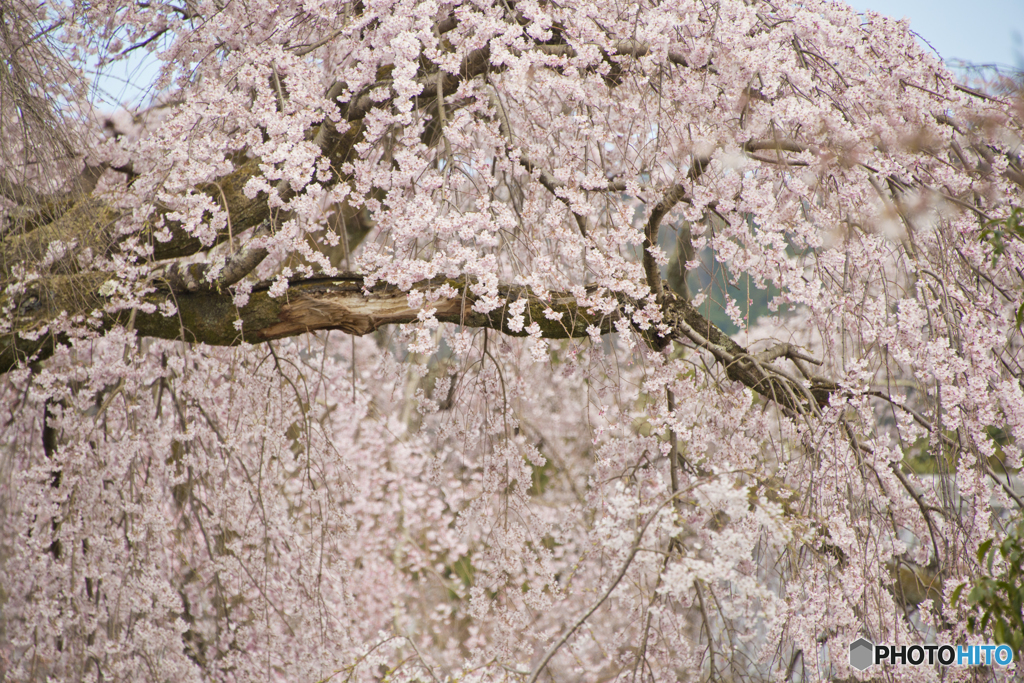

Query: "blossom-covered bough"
(1, 0), (1023, 679)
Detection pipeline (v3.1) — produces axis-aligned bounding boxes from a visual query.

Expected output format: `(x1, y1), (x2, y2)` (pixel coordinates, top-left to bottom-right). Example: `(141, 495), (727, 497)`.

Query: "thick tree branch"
(532, 39), (688, 68)
(0, 273), (621, 373)
(2, 268), (842, 416)
(156, 221), (272, 292)
(642, 184), (686, 301)
(642, 158), (708, 303)
(2, 196), (119, 276)
(2, 38), (494, 276)
(0, 115), (367, 278)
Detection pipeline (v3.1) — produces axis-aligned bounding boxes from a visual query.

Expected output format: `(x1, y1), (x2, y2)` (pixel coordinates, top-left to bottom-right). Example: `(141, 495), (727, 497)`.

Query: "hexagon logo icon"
(850, 638), (875, 671)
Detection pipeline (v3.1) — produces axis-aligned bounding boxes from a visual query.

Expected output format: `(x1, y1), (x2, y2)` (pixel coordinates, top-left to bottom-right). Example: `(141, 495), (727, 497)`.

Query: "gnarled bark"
(0, 272), (621, 372)
(1, 267), (837, 414)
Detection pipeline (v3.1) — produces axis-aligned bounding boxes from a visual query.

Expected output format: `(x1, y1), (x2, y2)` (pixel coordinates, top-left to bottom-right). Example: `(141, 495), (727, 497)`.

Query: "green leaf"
(968, 584), (989, 604)
(978, 538), (995, 564)
(994, 619), (1006, 645)
(951, 583), (966, 607)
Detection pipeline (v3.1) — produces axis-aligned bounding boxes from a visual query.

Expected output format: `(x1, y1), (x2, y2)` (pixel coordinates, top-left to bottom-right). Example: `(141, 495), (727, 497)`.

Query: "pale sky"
(849, 0), (1024, 69)
(92, 0), (1024, 109)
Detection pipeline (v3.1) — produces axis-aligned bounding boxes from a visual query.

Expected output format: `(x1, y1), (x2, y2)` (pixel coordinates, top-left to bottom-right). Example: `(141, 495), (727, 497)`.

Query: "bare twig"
(526, 506), (667, 683)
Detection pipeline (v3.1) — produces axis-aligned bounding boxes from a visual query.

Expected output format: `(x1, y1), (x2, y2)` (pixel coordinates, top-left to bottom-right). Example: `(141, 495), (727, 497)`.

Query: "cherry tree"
(1, 0), (1023, 678)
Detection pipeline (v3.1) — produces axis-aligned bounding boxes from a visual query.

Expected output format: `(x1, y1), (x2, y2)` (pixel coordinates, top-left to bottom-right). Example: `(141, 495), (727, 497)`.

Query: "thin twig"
(526, 505), (667, 683)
